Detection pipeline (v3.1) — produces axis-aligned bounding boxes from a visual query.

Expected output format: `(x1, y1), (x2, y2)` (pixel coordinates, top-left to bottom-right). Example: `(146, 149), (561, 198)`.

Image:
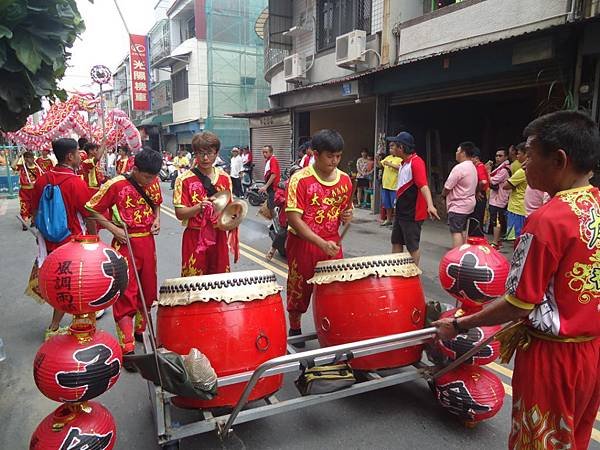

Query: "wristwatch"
(452, 318), (469, 334)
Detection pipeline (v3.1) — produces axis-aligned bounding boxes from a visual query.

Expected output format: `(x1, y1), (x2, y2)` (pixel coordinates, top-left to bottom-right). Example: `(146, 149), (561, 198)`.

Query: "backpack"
(35, 176), (71, 243)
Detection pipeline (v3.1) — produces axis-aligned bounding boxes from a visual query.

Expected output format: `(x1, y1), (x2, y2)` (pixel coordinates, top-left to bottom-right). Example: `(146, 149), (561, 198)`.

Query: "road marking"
(160, 200), (600, 439)
(238, 249), (288, 278)
(239, 242), (289, 271)
(161, 205), (288, 278)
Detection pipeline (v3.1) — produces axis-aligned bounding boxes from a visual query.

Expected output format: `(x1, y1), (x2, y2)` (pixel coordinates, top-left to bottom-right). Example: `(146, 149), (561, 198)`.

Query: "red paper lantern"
(437, 308), (501, 366)
(30, 402), (116, 450)
(39, 235), (129, 314)
(435, 364), (505, 423)
(438, 237), (510, 312)
(34, 322), (122, 403)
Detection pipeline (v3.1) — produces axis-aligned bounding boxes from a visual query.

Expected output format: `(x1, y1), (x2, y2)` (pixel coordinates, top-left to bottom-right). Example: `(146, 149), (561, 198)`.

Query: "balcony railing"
(263, 15), (291, 81)
(150, 19), (171, 66)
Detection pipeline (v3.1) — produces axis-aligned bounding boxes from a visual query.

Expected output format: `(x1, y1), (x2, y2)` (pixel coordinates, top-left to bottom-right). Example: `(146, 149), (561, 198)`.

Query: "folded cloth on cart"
(295, 363), (356, 396)
(124, 347), (218, 399)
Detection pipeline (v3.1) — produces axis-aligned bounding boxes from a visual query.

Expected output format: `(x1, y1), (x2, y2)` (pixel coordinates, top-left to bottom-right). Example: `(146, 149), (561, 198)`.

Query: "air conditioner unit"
(283, 53), (306, 82)
(336, 29), (366, 67)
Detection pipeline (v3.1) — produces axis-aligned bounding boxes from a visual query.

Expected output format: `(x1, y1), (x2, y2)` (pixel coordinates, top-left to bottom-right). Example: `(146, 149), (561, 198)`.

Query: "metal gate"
(250, 124), (293, 181)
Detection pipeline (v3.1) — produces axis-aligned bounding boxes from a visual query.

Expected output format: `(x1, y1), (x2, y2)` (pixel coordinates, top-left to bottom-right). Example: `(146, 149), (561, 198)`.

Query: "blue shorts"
(505, 211), (526, 241)
(381, 188), (396, 209)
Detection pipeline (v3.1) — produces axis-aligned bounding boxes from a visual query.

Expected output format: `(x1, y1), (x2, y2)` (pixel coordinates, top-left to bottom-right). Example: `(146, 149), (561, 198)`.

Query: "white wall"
(397, 0), (570, 62)
(171, 39), (208, 124)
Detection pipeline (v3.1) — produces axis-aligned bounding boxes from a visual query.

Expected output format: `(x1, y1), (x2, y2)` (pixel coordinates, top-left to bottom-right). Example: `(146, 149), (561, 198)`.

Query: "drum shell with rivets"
(308, 254), (426, 370)
(157, 270), (286, 409)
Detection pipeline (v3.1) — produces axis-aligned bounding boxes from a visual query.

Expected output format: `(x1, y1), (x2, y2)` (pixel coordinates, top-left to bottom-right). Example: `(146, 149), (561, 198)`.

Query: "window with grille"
(171, 69), (189, 103)
(316, 0), (372, 52)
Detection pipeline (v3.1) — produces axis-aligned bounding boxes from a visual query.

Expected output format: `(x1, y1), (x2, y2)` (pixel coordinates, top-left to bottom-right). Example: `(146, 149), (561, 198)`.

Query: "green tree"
(0, 0), (90, 131)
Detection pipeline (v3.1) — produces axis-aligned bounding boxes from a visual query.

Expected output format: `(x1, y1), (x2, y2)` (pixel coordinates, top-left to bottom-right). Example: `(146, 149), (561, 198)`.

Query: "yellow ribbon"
(496, 320), (596, 364)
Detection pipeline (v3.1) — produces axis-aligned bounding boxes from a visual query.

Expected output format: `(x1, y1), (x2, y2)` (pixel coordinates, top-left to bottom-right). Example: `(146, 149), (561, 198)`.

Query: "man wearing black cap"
(387, 132), (439, 266)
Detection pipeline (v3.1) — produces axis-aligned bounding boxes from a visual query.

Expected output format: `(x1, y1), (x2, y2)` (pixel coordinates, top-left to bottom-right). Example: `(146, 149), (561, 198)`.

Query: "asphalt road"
(0, 183), (598, 450)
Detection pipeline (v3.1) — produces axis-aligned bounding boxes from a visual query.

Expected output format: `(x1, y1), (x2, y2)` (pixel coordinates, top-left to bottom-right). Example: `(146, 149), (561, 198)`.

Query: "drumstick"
(339, 223), (351, 242)
(338, 180), (357, 243)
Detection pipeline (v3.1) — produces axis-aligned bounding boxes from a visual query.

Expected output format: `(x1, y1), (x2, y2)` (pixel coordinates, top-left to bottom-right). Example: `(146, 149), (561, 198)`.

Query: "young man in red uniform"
(14, 151), (43, 229)
(469, 147), (491, 237)
(434, 111), (600, 450)
(286, 129), (353, 339)
(36, 149), (55, 173)
(115, 146), (130, 175)
(31, 138), (96, 340)
(86, 148), (162, 358)
(259, 145), (281, 215)
(80, 142), (105, 195)
(174, 132), (232, 276)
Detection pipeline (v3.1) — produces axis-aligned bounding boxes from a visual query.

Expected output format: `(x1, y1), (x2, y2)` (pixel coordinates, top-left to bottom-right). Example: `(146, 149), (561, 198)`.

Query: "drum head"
(158, 269), (282, 306)
(308, 253), (421, 285)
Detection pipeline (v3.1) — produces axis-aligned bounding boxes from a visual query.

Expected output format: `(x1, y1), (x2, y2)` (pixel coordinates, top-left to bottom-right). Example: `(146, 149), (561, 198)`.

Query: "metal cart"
(143, 327), (439, 450)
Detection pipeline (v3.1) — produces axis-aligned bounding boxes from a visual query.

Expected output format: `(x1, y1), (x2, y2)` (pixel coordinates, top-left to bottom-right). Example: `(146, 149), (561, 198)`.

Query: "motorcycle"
(159, 160), (173, 182)
(268, 205), (286, 258)
(245, 180), (267, 206)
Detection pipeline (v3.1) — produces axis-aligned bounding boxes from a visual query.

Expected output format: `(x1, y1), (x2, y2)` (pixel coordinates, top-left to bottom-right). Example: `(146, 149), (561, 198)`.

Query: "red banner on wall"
(129, 34), (151, 111)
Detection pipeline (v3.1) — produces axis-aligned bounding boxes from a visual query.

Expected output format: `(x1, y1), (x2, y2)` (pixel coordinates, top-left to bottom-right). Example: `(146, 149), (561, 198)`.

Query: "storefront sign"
(129, 34), (151, 111)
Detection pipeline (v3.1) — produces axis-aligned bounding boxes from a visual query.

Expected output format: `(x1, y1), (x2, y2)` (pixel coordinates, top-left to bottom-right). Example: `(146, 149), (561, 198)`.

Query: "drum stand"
(142, 327), (441, 449)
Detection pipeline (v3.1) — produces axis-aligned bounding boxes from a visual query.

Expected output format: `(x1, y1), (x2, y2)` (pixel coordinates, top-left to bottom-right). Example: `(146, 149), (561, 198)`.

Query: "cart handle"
(218, 327), (437, 438)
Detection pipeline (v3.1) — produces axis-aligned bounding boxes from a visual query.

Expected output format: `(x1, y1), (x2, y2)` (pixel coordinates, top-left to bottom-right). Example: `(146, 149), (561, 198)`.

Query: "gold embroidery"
(287, 259), (304, 303)
(558, 188), (600, 249)
(566, 249), (600, 304)
(510, 398), (574, 450)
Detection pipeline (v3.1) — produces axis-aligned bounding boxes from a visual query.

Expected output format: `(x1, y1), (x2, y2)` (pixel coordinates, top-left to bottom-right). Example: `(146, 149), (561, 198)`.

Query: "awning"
(140, 113), (173, 127)
(152, 51), (191, 69)
(226, 108), (287, 118)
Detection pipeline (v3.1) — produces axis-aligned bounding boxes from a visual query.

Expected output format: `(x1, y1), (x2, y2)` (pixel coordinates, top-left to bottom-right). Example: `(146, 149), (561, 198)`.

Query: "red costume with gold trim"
(80, 157), (105, 195)
(17, 162), (43, 222)
(285, 165), (352, 329)
(86, 175), (163, 352)
(116, 156), (132, 175)
(35, 156), (54, 173)
(503, 185), (600, 450)
(174, 168), (232, 277)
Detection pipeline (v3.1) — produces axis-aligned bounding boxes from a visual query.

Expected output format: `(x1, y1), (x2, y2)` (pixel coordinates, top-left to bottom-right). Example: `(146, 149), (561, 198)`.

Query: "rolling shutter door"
(250, 124), (292, 181)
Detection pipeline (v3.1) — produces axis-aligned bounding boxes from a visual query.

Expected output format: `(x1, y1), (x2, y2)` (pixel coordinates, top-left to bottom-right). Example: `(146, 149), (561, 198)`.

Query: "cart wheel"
(161, 441), (180, 450)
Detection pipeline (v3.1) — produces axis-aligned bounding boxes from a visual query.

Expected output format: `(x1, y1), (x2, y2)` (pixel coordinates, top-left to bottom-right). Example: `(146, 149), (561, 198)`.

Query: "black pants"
(232, 177), (243, 198)
(469, 197), (487, 237)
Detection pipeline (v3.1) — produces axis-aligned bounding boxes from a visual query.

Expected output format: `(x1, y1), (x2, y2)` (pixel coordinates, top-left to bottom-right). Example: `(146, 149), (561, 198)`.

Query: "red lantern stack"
(435, 236), (509, 424)
(30, 235), (128, 449)
(434, 364), (505, 425)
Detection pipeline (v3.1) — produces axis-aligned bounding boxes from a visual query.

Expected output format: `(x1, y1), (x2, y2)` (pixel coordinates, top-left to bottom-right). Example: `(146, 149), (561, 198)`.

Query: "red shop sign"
(129, 34), (151, 111)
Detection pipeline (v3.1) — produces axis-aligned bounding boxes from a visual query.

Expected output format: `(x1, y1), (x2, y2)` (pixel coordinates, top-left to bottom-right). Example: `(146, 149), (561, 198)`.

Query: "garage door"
(250, 124), (293, 181)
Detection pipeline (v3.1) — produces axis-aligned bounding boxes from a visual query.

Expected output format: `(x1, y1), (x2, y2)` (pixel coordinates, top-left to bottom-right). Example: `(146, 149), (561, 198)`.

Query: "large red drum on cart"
(309, 253), (426, 370)
(157, 270), (287, 409)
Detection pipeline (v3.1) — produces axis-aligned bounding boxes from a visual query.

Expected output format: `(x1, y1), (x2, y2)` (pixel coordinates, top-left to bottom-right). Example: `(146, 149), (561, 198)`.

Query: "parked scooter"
(245, 180), (267, 206)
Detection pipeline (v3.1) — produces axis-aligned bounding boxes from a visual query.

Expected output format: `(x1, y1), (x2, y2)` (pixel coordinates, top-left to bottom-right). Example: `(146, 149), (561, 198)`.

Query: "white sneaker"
(95, 309), (105, 320)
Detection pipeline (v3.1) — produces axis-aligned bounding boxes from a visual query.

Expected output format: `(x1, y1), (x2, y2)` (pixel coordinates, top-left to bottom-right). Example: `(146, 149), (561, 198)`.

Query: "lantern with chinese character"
(437, 308), (501, 366)
(438, 237), (510, 312)
(38, 235), (128, 315)
(435, 364), (504, 424)
(30, 402), (117, 450)
(33, 320), (122, 403)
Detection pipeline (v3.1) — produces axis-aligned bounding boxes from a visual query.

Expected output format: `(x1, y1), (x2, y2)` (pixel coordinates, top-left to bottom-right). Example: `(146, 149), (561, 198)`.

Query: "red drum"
(309, 254), (426, 370)
(157, 270), (287, 409)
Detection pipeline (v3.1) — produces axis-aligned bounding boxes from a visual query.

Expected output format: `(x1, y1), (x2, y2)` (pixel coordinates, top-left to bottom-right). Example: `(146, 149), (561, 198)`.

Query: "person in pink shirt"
(524, 186), (549, 217)
(488, 147), (511, 248)
(442, 141), (478, 248)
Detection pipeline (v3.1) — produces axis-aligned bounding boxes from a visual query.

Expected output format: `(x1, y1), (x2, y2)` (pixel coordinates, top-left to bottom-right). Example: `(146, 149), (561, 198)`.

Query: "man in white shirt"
(229, 147), (244, 197)
(106, 149), (117, 178)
